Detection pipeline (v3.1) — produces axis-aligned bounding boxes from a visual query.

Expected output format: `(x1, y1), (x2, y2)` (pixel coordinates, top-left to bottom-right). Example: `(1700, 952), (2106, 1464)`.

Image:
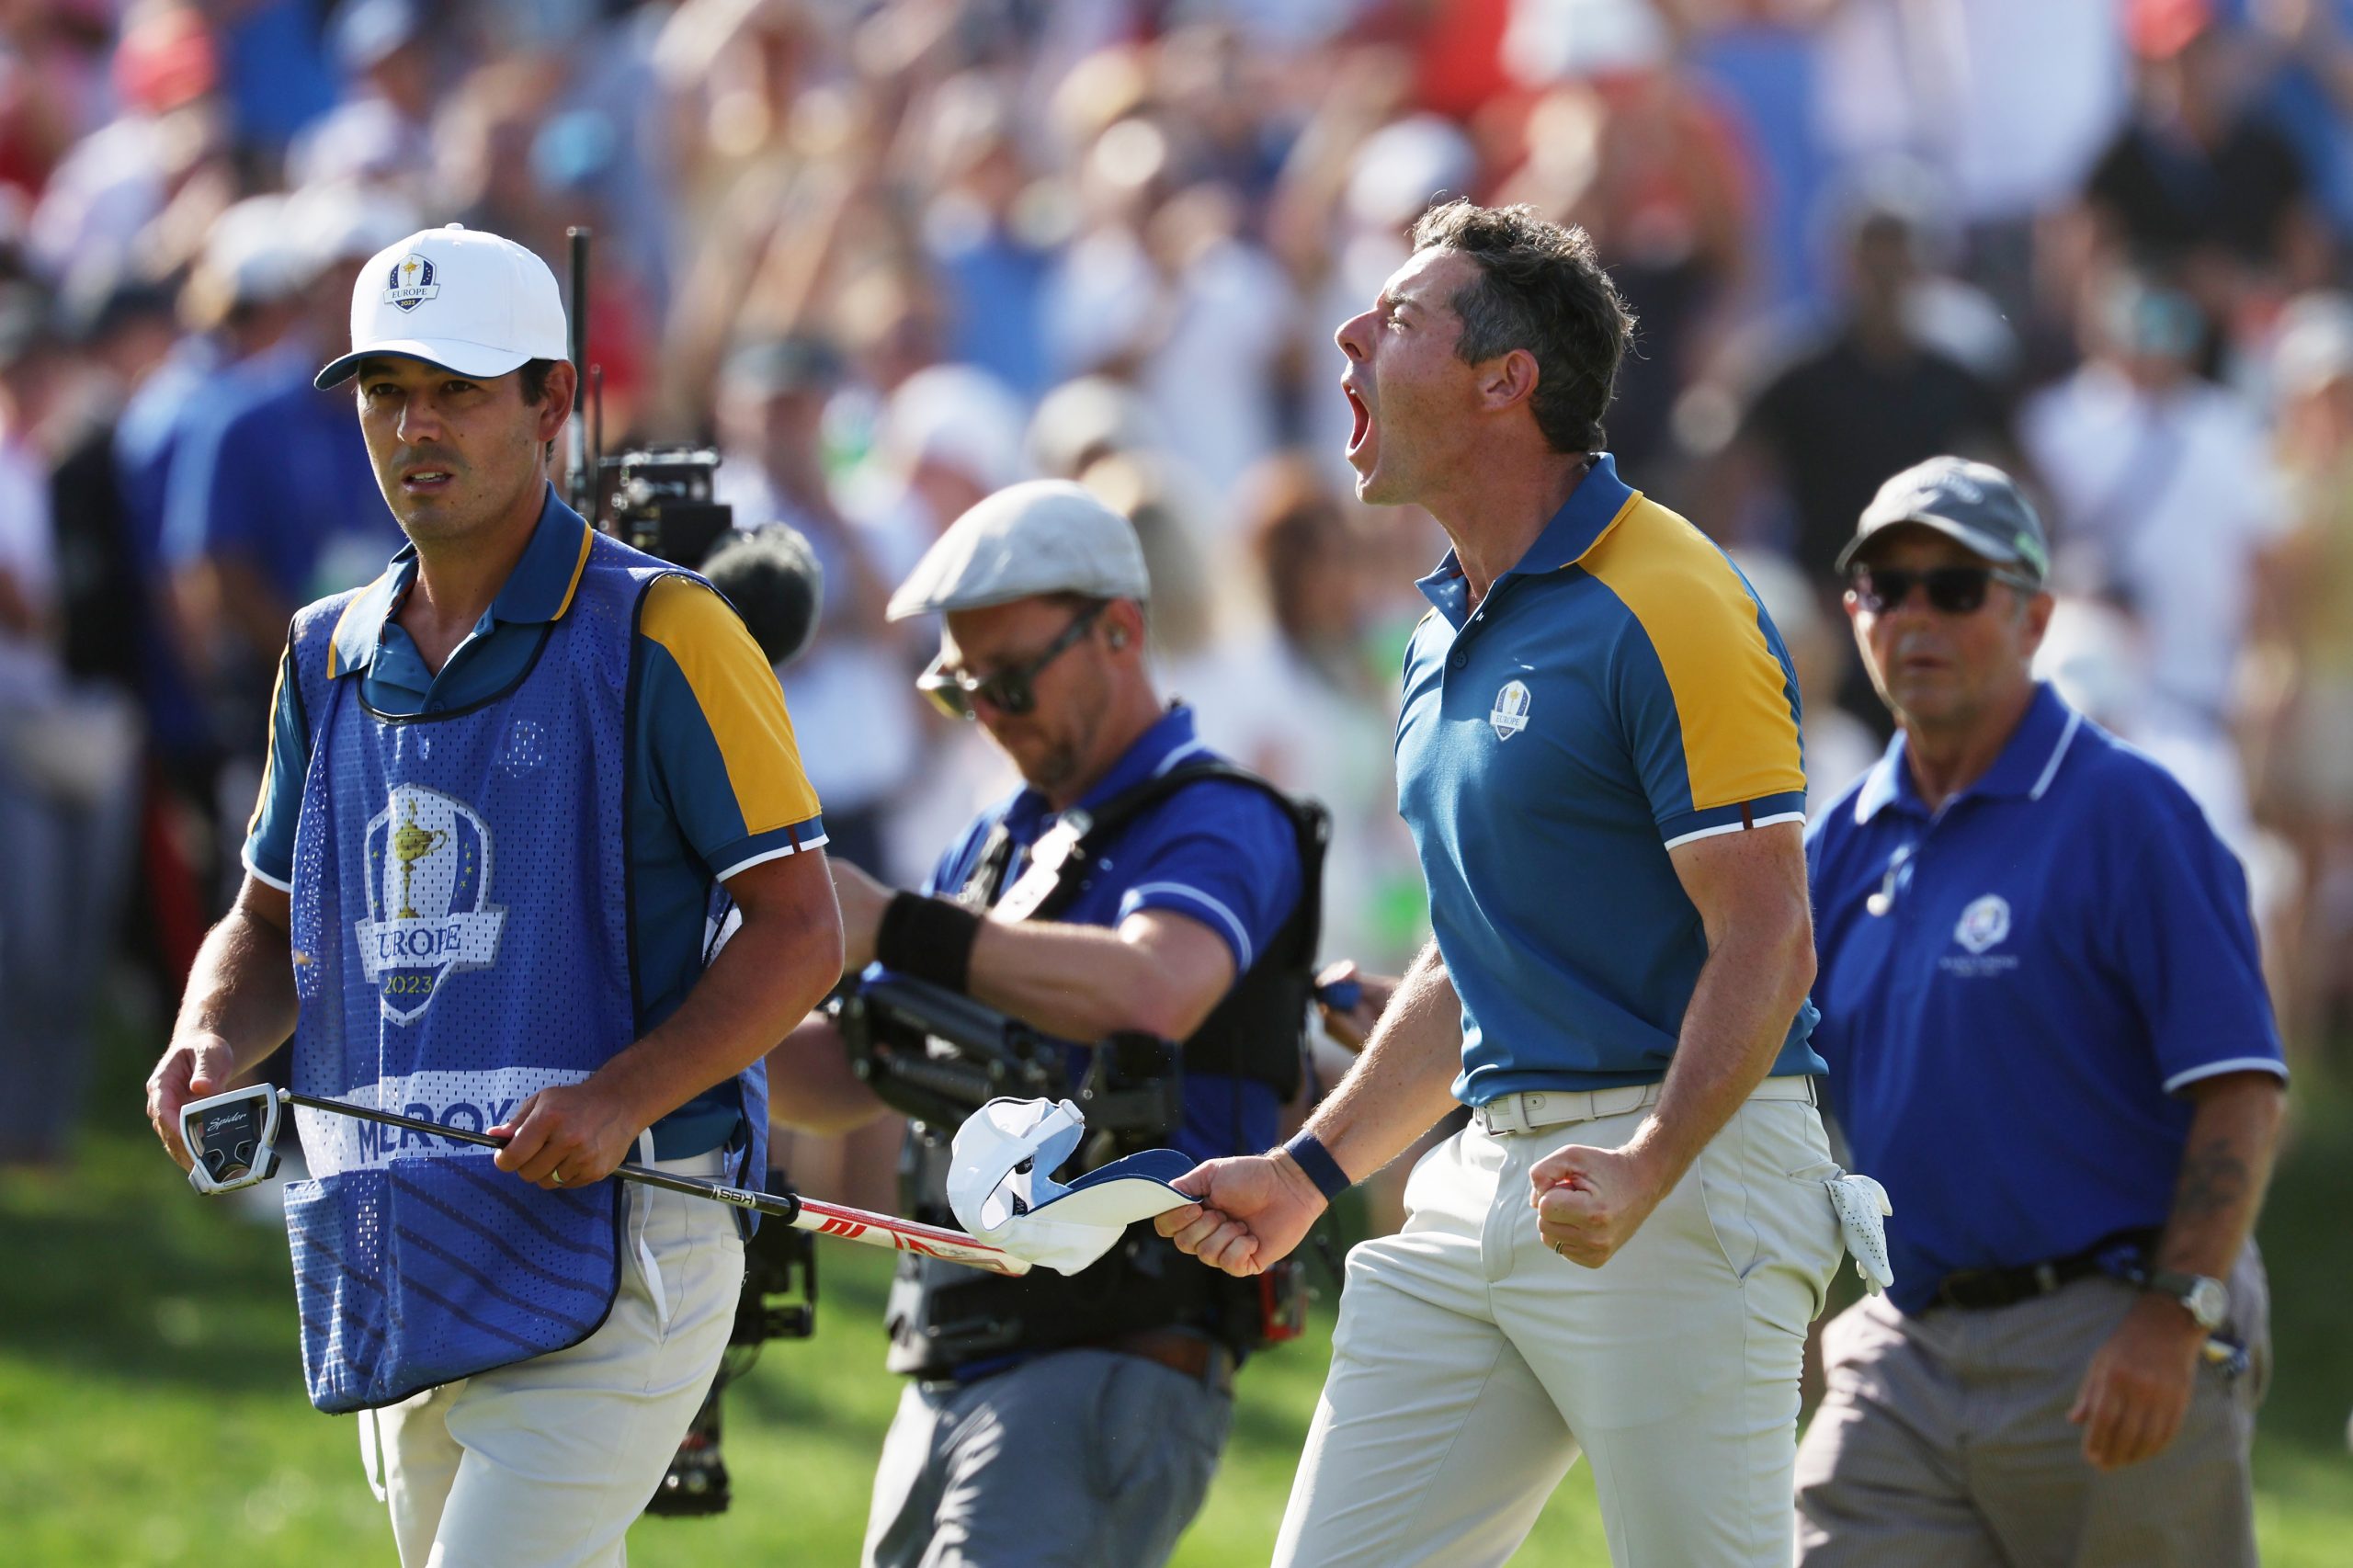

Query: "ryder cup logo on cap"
(315, 222), (570, 390)
(382, 252), (439, 312)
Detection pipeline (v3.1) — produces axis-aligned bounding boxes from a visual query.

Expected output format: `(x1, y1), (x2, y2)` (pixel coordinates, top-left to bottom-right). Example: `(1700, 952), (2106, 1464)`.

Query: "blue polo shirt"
(1396, 454), (1824, 1103)
(114, 335), (242, 759)
(920, 705), (1303, 1165)
(244, 486), (826, 1154)
(1807, 685), (2287, 1314)
(163, 349), (404, 607)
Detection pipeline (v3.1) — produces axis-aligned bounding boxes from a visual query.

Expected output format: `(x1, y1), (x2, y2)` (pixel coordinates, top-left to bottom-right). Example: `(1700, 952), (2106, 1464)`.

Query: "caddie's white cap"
(314, 222), (568, 391)
(886, 479), (1149, 621)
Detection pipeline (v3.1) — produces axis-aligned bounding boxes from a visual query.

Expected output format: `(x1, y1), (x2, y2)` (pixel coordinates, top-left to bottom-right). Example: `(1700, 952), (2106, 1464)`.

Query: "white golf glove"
(1824, 1171), (1896, 1294)
(946, 1096), (1196, 1275)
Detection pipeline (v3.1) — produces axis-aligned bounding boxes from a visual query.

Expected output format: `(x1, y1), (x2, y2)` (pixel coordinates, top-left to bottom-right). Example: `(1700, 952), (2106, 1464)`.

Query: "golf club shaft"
(276, 1090), (1029, 1276)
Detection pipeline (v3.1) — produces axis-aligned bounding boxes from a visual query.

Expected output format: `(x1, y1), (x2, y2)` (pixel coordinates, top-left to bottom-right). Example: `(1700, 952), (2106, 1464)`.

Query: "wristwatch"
(2146, 1269), (2230, 1331)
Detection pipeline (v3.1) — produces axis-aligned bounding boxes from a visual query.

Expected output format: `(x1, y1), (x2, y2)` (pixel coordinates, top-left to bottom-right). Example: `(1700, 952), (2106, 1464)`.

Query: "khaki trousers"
(365, 1149), (745, 1568)
(1275, 1090), (1846, 1568)
(1795, 1242), (2268, 1568)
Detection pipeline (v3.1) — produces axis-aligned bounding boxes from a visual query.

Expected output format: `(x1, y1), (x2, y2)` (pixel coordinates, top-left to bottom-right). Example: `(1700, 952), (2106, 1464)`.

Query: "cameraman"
(768, 480), (1312, 1568)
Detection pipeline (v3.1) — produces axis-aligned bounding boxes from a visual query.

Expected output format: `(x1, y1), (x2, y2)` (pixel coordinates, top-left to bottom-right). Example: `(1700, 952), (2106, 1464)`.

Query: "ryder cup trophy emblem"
(359, 785), (506, 1023)
(391, 801), (447, 920)
(383, 253), (441, 312)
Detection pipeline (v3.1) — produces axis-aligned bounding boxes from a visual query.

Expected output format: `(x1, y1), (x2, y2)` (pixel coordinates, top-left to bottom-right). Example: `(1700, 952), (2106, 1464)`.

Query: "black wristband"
(873, 892), (983, 993)
(1279, 1130), (1351, 1201)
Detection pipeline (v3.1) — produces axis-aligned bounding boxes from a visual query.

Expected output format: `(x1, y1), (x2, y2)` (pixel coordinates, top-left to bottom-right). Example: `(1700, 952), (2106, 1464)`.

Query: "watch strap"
(2146, 1268), (2228, 1327)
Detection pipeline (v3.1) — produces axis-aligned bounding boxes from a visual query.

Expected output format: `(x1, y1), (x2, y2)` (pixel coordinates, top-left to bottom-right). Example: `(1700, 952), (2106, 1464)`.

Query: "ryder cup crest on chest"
(1940, 892), (2019, 978)
(358, 783), (507, 1022)
(1490, 678), (1532, 741)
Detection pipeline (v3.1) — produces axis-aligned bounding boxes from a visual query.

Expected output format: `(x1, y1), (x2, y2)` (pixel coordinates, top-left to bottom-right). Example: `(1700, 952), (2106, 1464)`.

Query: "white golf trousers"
(1275, 1089), (1845, 1568)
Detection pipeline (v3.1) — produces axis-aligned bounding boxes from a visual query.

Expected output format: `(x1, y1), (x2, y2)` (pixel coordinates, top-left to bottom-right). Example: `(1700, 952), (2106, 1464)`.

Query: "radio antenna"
(564, 225), (592, 514)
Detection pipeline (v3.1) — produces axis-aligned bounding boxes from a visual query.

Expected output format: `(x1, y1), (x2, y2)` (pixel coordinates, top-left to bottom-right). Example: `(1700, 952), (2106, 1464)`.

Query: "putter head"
(181, 1085), (284, 1195)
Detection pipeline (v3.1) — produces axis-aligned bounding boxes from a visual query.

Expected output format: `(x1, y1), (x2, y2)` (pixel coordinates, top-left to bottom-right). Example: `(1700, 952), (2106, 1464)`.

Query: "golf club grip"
(278, 1090), (1029, 1275)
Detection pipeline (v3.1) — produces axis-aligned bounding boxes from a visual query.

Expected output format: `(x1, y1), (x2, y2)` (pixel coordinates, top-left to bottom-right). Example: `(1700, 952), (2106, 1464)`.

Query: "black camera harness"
(847, 759), (1329, 1381)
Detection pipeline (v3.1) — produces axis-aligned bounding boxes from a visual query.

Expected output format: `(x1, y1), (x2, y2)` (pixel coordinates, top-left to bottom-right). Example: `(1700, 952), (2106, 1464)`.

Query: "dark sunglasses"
(1848, 565), (2039, 617)
(918, 602), (1107, 720)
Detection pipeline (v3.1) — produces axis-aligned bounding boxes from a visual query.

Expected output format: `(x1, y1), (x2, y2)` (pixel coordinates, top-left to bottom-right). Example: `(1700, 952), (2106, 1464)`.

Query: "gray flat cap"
(887, 480), (1150, 620)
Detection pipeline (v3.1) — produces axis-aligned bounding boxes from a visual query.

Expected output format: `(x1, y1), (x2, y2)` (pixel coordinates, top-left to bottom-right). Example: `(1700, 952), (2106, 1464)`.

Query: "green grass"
(6, 1073), (2348, 1565)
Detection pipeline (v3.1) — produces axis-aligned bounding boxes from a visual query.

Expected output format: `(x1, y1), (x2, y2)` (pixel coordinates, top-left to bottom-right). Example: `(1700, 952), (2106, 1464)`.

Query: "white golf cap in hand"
(315, 222), (569, 391)
(946, 1097), (1194, 1275)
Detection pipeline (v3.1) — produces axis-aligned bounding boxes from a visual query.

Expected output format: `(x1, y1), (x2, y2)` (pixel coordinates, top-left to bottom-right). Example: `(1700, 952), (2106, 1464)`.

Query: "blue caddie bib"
(279, 529), (766, 1414)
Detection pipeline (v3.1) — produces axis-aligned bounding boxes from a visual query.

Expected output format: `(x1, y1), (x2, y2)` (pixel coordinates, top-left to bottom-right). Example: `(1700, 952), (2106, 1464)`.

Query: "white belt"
(647, 1145), (730, 1177)
(1472, 1073), (1818, 1137)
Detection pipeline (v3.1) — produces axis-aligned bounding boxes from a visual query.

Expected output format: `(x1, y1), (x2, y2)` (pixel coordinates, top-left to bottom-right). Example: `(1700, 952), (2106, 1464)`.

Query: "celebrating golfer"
(1157, 200), (1844, 1567)
(142, 224), (843, 1567)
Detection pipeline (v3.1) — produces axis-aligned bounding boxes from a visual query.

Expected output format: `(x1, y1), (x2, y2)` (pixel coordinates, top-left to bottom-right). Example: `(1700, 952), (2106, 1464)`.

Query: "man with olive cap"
(765, 478), (1323, 1568)
(142, 222), (845, 1565)
(1800, 456), (2287, 1565)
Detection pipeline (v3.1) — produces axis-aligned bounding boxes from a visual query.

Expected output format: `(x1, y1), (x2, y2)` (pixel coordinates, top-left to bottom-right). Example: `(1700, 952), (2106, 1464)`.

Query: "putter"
(182, 1085), (283, 1193)
(177, 1085), (1031, 1277)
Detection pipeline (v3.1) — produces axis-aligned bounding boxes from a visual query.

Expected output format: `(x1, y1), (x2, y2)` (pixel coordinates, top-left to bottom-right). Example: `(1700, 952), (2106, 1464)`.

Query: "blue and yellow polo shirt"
(1395, 453), (1824, 1102)
(244, 485), (824, 1153)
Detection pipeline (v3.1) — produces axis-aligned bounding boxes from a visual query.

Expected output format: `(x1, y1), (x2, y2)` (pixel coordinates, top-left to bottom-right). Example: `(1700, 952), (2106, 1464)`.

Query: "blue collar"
(1415, 453), (1638, 625)
(1853, 684), (2086, 824)
(328, 485), (596, 678)
(1005, 705), (1213, 837)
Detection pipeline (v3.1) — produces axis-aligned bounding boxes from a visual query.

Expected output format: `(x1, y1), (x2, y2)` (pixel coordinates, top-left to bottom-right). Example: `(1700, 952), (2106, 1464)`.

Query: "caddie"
(1797, 457), (2288, 1566)
(142, 222), (845, 1568)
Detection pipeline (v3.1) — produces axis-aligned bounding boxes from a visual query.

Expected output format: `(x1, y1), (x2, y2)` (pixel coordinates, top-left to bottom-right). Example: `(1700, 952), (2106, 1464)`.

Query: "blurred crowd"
(6, 0), (2353, 1174)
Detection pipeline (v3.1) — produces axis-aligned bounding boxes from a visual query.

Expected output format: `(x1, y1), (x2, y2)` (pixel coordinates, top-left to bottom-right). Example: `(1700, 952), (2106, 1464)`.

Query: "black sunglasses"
(918, 602), (1107, 720)
(1849, 565), (2039, 617)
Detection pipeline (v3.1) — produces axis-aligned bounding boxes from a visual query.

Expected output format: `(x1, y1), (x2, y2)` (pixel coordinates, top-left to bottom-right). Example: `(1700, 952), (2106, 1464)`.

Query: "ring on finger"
(550, 1167), (566, 1186)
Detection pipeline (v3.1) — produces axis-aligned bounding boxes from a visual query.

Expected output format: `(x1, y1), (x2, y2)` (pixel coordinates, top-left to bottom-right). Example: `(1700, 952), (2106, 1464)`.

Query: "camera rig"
(835, 973), (1185, 1157)
(598, 446), (737, 569)
(561, 226), (735, 574)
